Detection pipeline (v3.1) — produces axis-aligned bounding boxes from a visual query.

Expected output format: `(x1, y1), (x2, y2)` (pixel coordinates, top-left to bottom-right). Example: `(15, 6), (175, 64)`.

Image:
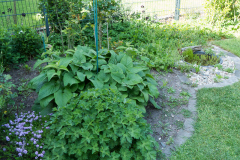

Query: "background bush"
(0, 26), (43, 68)
(44, 88), (160, 160)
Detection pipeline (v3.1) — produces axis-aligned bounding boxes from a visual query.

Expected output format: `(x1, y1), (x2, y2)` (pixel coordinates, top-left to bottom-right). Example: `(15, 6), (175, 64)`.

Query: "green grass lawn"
(213, 38), (240, 57)
(170, 82), (240, 159)
(0, 0), (44, 29)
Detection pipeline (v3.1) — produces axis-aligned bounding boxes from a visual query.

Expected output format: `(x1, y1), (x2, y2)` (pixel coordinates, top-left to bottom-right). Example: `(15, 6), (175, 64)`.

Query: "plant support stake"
(94, 0), (99, 73)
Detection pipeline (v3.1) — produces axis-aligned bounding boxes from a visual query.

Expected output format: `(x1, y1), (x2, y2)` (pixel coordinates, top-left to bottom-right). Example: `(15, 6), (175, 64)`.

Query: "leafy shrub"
(44, 88), (160, 160)
(204, 0), (240, 25)
(0, 72), (17, 116)
(29, 45), (159, 114)
(0, 111), (51, 159)
(11, 26), (43, 61)
(0, 26), (43, 68)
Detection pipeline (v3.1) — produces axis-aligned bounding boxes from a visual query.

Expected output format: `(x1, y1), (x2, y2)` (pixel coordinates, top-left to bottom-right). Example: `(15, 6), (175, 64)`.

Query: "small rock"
(161, 142), (166, 147)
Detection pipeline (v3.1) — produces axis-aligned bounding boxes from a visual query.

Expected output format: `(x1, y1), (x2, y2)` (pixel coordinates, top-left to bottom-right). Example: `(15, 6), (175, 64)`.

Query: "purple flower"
(23, 150), (27, 154)
(42, 151), (45, 154)
(38, 153), (43, 157)
(40, 146), (42, 148)
(27, 143), (29, 145)
(6, 136), (10, 141)
(3, 148), (6, 151)
(36, 145), (39, 148)
(33, 141), (37, 144)
(35, 157), (38, 159)
(35, 151), (38, 155)
(19, 142), (23, 146)
(18, 153), (22, 157)
(46, 127), (49, 129)
(9, 133), (12, 135)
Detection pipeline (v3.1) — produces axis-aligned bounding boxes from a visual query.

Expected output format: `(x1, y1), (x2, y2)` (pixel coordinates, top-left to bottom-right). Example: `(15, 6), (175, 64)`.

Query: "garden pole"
(94, 0), (99, 73)
(43, 6), (50, 37)
(175, 0), (181, 20)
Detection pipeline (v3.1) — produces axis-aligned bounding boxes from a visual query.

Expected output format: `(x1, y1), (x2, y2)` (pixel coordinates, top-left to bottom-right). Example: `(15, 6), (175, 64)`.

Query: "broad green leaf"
(149, 97), (161, 109)
(148, 84), (159, 98)
(33, 58), (50, 69)
(69, 64), (78, 75)
(78, 82), (85, 90)
(97, 71), (110, 83)
(120, 55), (133, 67)
(82, 63), (93, 70)
(85, 71), (94, 79)
(43, 64), (59, 70)
(77, 72), (85, 82)
(59, 66), (69, 71)
(108, 64), (125, 83)
(98, 59), (107, 66)
(63, 73), (80, 86)
(108, 50), (117, 64)
(128, 67), (144, 73)
(29, 73), (47, 89)
(146, 77), (158, 86)
(73, 49), (86, 64)
(141, 89), (149, 102)
(40, 94), (54, 108)
(38, 81), (60, 100)
(146, 73), (154, 79)
(123, 73), (143, 86)
(58, 57), (73, 67)
(117, 63), (126, 73)
(69, 84), (78, 92)
(54, 88), (72, 107)
(90, 79), (103, 88)
(47, 69), (59, 82)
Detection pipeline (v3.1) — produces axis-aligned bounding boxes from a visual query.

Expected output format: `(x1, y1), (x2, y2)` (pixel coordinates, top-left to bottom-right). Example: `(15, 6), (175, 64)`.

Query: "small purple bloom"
(35, 157), (38, 159)
(19, 142), (23, 146)
(3, 148), (6, 151)
(35, 151), (38, 155)
(40, 146), (42, 148)
(18, 153), (22, 157)
(36, 145), (39, 148)
(23, 150), (27, 154)
(38, 153), (43, 157)
(6, 136), (10, 141)
(9, 133), (12, 135)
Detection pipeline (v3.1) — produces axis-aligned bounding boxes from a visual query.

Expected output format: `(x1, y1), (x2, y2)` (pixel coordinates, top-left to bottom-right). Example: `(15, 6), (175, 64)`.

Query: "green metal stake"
(94, 0), (99, 73)
(42, 36), (48, 65)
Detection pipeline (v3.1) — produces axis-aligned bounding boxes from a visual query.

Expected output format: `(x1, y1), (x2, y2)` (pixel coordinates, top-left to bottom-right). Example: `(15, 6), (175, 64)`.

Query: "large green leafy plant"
(29, 45), (159, 113)
(44, 88), (160, 160)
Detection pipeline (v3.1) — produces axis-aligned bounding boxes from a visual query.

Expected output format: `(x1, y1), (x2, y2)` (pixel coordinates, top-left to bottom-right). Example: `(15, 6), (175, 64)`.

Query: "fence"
(0, 0), (205, 31)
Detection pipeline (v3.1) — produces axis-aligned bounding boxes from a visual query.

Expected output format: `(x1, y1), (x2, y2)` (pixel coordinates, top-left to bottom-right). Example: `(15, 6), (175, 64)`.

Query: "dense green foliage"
(29, 45), (159, 114)
(49, 18), (231, 71)
(0, 72), (17, 117)
(205, 0), (240, 26)
(44, 88), (160, 160)
(0, 26), (43, 68)
(182, 48), (220, 66)
(171, 81), (240, 159)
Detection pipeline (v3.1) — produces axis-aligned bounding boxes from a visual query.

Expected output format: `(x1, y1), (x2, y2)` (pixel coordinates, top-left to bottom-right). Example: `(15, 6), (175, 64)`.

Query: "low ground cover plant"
(29, 45), (160, 114)
(0, 111), (51, 159)
(182, 48), (220, 66)
(44, 88), (160, 159)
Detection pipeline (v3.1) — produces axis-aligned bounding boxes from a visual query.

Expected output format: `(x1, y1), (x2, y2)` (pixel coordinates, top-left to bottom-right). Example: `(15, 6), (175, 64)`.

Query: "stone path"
(173, 45), (240, 148)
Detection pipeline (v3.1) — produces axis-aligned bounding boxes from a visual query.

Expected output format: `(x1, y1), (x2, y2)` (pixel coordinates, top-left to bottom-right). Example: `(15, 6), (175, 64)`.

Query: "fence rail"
(0, 0), (205, 31)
